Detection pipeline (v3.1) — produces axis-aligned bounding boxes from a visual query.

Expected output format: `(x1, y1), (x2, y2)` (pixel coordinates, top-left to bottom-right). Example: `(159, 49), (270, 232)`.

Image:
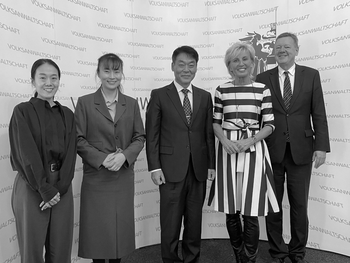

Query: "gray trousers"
(11, 173), (73, 263)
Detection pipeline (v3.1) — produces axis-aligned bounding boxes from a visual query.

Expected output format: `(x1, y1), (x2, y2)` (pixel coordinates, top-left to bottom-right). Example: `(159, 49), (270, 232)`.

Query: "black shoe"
(289, 255), (309, 263)
(271, 258), (285, 263)
(293, 258), (308, 263)
(233, 249), (247, 263)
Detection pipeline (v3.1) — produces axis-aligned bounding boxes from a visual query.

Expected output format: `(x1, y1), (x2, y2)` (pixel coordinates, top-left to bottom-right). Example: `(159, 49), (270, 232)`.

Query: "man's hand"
(151, 170), (166, 185)
(207, 169), (215, 181)
(312, 150), (326, 169)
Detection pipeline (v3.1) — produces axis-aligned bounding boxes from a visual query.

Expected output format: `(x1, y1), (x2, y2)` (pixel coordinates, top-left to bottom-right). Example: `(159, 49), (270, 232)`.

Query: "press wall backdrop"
(1, 0), (349, 262)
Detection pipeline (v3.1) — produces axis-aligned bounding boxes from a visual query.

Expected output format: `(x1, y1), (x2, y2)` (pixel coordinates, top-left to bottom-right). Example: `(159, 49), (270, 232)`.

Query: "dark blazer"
(146, 82), (215, 182)
(9, 98), (77, 202)
(75, 88), (145, 173)
(256, 64), (330, 165)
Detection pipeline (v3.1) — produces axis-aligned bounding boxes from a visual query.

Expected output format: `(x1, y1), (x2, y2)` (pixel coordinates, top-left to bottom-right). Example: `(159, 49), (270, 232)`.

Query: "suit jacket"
(256, 64), (330, 165)
(146, 82), (215, 182)
(75, 88), (145, 175)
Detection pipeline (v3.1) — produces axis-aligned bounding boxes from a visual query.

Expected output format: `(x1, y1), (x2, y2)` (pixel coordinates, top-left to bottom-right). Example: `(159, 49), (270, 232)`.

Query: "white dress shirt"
(278, 64), (296, 96)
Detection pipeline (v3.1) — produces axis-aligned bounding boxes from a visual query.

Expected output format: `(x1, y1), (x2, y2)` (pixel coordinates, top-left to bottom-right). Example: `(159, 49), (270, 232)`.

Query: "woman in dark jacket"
(9, 59), (77, 263)
(75, 53), (145, 263)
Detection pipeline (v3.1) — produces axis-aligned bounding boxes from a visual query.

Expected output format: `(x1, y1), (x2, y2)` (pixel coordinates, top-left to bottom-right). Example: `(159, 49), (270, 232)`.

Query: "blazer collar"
(115, 92), (126, 123)
(94, 88), (126, 123)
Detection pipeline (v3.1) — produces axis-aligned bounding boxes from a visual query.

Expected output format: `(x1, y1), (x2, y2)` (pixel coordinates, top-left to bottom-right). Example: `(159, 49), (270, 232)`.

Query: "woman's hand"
(40, 192), (60, 211)
(102, 153), (117, 169)
(105, 153), (126, 171)
(221, 138), (240, 155)
(235, 137), (255, 153)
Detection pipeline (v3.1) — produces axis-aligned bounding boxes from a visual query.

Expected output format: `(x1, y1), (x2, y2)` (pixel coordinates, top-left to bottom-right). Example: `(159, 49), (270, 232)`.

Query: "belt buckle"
(50, 163), (57, 172)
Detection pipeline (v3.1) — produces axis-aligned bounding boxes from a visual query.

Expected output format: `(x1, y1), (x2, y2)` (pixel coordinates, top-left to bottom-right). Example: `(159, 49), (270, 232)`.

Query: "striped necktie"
(182, 89), (192, 124)
(283, 71), (292, 110)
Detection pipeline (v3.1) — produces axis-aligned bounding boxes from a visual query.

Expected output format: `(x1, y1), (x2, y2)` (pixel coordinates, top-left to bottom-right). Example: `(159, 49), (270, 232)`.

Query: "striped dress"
(210, 81), (279, 216)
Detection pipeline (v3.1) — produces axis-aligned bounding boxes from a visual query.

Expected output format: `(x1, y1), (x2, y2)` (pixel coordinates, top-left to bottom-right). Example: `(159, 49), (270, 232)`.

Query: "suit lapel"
(289, 64), (303, 110)
(269, 67), (286, 110)
(167, 83), (189, 126)
(94, 88), (113, 122)
(114, 92), (126, 123)
(191, 86), (202, 123)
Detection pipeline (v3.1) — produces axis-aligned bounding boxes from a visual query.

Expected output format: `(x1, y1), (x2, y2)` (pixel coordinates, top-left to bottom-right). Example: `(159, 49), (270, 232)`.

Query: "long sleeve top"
(9, 97), (77, 202)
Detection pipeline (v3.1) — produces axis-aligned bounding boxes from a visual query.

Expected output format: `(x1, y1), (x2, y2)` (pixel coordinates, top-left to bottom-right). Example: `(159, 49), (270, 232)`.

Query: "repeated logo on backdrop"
(239, 24), (277, 76)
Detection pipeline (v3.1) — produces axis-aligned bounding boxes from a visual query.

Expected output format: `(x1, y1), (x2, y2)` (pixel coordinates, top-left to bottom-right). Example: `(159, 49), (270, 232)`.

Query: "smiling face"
(228, 49), (254, 80)
(171, 52), (197, 88)
(274, 36), (299, 70)
(32, 63), (60, 103)
(97, 62), (123, 92)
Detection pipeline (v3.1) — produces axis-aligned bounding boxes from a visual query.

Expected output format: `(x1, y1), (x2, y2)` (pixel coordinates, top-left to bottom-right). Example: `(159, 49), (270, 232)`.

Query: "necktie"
(182, 89), (192, 124)
(283, 71), (292, 110)
(283, 71), (292, 141)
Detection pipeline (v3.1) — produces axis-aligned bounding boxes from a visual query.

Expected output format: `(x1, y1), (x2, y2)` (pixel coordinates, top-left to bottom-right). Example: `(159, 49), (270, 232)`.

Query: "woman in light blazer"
(75, 53), (145, 263)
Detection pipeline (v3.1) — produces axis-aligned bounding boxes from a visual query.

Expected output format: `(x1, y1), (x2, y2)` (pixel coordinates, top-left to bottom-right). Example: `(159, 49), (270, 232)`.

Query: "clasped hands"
(102, 149), (126, 171)
(40, 192), (60, 211)
(221, 137), (253, 155)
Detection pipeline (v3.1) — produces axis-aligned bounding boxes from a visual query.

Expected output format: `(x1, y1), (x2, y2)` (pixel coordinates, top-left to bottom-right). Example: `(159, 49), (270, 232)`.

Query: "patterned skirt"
(209, 129), (279, 216)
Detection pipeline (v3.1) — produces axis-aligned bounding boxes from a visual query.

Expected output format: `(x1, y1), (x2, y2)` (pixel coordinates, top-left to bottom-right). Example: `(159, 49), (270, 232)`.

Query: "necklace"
(232, 80), (258, 114)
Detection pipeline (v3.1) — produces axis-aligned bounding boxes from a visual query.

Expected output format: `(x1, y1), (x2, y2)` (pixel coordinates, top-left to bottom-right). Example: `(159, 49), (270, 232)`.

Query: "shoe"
(290, 255), (309, 263)
(293, 258), (308, 263)
(271, 258), (285, 263)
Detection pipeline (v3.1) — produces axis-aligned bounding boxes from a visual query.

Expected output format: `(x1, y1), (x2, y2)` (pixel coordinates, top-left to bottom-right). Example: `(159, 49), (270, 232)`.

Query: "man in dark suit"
(146, 46), (215, 263)
(256, 32), (330, 263)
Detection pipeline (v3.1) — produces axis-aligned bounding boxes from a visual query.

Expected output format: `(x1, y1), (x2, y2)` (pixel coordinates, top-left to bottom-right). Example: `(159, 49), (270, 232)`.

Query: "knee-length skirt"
(210, 130), (279, 216)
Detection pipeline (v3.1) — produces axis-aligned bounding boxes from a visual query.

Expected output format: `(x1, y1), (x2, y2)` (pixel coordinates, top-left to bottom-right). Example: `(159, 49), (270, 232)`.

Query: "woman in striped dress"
(209, 42), (279, 263)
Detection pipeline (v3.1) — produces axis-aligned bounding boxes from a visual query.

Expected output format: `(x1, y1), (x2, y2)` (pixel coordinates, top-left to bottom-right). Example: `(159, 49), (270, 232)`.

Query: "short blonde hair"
(224, 42), (255, 78)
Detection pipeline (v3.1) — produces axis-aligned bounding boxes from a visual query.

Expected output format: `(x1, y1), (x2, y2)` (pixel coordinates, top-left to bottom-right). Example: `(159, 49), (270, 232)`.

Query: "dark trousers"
(159, 159), (206, 263)
(266, 143), (312, 260)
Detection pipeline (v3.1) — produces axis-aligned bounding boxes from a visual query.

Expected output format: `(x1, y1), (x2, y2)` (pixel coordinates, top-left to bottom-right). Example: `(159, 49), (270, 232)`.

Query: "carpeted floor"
(122, 239), (350, 263)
